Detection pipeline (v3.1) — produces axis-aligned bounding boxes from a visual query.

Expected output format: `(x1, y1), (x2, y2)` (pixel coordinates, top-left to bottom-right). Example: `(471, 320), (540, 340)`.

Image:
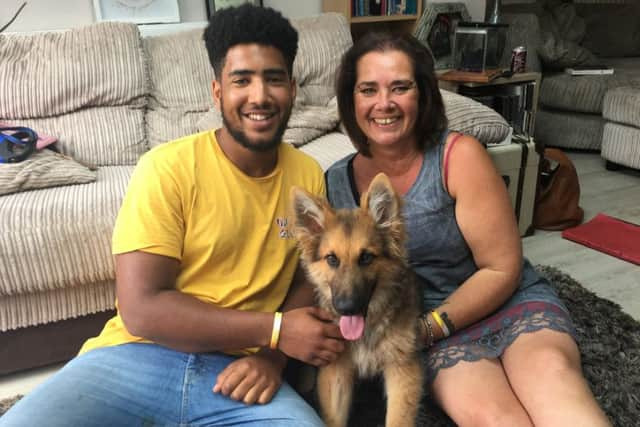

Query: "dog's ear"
(362, 173), (401, 227)
(362, 173), (406, 259)
(290, 187), (327, 238)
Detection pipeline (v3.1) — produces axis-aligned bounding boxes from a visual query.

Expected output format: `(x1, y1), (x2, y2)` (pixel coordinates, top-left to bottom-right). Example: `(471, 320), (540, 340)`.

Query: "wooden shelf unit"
(438, 71), (542, 141)
(322, 0), (423, 40)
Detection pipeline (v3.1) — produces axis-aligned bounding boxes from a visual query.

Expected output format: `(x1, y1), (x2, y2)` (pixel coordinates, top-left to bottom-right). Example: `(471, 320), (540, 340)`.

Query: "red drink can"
(511, 46), (527, 73)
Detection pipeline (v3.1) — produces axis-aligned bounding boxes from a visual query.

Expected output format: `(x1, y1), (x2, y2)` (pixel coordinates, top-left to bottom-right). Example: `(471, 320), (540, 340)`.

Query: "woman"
(326, 32), (610, 426)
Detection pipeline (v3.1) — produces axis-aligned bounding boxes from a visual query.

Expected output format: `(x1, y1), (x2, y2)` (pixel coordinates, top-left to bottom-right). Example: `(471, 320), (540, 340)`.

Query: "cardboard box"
(487, 140), (539, 236)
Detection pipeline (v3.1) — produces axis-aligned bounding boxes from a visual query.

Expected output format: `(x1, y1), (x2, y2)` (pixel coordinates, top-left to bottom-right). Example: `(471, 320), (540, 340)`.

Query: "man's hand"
(278, 306), (344, 366)
(213, 353), (285, 405)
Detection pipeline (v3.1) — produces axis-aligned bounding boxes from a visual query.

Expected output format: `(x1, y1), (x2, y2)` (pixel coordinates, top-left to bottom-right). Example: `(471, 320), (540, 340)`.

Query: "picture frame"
(414, 2), (471, 70)
(205, 0), (263, 17)
(93, 0), (180, 25)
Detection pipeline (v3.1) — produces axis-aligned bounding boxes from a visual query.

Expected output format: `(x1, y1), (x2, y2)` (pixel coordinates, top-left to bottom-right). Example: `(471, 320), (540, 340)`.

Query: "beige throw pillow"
(537, 4), (598, 70)
(441, 90), (511, 144)
(0, 149), (96, 196)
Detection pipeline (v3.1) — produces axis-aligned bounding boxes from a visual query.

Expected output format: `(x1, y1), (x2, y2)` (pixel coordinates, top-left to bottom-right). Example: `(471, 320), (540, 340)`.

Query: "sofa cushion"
(0, 166), (132, 299)
(536, 3), (598, 70)
(1, 107), (147, 166)
(284, 103), (340, 146)
(544, 3), (586, 44)
(441, 90), (511, 144)
(0, 22), (148, 165)
(147, 109), (208, 149)
(540, 61), (640, 114)
(535, 108), (603, 151)
(0, 149), (96, 197)
(603, 87), (640, 128)
(291, 13), (353, 106)
(144, 28), (214, 110)
(0, 22), (147, 118)
(299, 132), (357, 171)
(143, 28), (214, 148)
(538, 35), (598, 70)
(601, 122), (640, 170)
(1, 281), (116, 331)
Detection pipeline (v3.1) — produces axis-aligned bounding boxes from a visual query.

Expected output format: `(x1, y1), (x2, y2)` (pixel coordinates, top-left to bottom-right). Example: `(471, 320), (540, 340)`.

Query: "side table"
(438, 71), (541, 145)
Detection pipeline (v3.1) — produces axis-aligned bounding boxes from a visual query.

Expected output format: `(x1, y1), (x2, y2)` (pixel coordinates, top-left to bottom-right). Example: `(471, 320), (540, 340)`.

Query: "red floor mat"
(562, 213), (640, 265)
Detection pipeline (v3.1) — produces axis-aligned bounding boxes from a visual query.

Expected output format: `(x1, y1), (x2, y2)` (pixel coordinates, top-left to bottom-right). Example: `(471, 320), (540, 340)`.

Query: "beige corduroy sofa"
(0, 13), (511, 375)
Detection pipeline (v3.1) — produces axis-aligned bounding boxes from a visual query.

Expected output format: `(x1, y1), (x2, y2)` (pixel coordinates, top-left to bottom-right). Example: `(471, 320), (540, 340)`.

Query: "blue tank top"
(325, 130), (565, 311)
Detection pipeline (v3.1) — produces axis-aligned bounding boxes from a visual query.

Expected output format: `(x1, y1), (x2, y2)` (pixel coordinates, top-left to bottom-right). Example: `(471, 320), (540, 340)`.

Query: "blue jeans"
(0, 343), (323, 427)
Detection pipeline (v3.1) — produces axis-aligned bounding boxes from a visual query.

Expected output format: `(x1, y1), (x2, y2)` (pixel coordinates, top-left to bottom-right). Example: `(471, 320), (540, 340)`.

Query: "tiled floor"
(2, 152), (639, 403)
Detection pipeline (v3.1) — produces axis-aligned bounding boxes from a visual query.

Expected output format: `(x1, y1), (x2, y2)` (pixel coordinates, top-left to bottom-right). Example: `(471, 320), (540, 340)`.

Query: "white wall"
(1, 0), (207, 32)
(2, 0), (94, 32)
(263, 0), (321, 19)
(1, 0), (484, 33)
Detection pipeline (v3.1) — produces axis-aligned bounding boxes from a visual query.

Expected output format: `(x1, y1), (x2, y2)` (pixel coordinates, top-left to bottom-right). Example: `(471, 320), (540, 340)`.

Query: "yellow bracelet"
(431, 310), (450, 338)
(269, 312), (283, 350)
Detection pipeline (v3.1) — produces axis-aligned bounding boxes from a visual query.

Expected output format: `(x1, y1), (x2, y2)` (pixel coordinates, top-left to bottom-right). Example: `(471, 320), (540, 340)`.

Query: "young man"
(0, 5), (342, 427)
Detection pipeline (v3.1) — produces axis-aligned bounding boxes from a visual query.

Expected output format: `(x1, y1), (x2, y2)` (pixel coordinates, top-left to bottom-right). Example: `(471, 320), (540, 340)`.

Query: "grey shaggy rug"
(1, 266), (638, 425)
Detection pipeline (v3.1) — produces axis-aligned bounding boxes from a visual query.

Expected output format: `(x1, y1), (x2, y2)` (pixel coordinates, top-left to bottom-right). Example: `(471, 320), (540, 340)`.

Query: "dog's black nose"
(333, 293), (367, 316)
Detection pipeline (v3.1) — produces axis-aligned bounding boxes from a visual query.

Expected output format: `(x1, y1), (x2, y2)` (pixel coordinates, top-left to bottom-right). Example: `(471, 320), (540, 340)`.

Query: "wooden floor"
(522, 151), (640, 320)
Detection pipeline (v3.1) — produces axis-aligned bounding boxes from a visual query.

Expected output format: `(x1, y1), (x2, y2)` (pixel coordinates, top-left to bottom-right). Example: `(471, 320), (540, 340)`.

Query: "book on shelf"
(352, 0), (417, 17)
(565, 65), (614, 76)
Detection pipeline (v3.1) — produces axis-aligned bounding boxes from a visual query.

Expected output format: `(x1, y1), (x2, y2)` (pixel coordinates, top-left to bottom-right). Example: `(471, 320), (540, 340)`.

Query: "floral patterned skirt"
(423, 301), (576, 383)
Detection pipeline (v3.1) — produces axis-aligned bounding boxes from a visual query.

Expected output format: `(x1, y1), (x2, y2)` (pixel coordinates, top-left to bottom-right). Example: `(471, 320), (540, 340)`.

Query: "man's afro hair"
(203, 4), (298, 78)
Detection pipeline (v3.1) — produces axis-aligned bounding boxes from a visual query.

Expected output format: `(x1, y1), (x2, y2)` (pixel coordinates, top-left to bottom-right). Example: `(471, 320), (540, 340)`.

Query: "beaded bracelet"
(421, 313), (435, 348)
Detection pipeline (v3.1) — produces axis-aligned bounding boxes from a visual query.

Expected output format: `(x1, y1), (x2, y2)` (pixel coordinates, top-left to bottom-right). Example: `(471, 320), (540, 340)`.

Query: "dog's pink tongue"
(339, 315), (365, 341)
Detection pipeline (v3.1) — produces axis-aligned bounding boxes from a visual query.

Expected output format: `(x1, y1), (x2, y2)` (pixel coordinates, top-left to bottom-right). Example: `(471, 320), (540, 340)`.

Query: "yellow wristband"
(431, 310), (450, 338)
(270, 312), (283, 350)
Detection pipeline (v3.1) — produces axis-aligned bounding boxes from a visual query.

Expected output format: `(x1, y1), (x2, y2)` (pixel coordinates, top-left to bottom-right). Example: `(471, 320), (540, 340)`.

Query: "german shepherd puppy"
(291, 173), (423, 427)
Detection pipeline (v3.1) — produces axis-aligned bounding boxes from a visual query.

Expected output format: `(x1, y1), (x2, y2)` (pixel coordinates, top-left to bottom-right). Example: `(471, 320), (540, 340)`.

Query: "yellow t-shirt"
(80, 130), (325, 354)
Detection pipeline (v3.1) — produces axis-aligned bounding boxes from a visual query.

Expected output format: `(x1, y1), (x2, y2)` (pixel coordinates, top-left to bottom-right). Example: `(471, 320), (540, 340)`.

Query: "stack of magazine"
(565, 64), (614, 76)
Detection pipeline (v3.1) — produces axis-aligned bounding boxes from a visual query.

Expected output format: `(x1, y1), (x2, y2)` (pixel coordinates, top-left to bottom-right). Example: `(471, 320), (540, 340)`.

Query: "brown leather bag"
(533, 148), (584, 230)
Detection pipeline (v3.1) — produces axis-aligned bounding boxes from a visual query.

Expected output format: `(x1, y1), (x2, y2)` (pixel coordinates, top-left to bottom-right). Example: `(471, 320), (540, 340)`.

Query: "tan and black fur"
(291, 173), (423, 427)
